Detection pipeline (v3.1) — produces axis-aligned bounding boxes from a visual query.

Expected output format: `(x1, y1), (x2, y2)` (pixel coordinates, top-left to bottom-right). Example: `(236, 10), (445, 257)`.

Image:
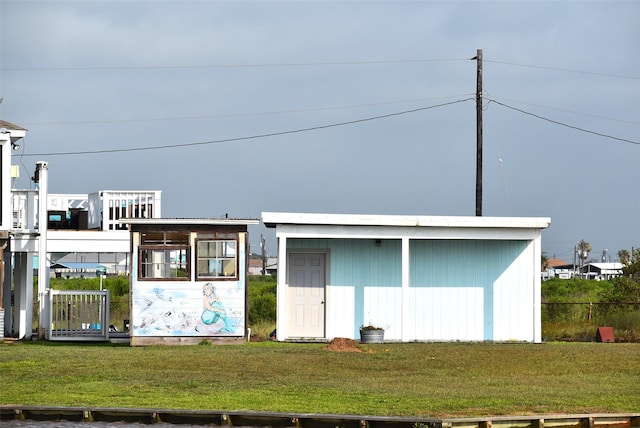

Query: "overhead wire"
(16, 96), (640, 157)
(486, 96), (640, 126)
(484, 59), (640, 81)
(15, 94), (476, 126)
(486, 99), (640, 146)
(20, 98), (475, 157)
(3, 57), (636, 82)
(6, 56), (639, 155)
(0, 58), (471, 72)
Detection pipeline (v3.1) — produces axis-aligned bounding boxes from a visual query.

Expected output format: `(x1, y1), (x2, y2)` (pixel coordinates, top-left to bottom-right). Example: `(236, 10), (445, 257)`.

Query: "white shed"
(262, 212), (551, 343)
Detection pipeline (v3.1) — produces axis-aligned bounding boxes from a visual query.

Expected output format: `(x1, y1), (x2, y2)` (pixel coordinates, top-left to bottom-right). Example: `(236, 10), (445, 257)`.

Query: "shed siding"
(330, 239), (403, 339)
(288, 238), (402, 339)
(492, 240), (535, 341)
(325, 284), (355, 339)
(408, 285), (484, 341)
(286, 237), (537, 342)
(410, 239), (528, 341)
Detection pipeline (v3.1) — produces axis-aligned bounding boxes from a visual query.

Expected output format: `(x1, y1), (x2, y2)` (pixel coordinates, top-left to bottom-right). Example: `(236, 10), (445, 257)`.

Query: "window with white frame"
(197, 239), (237, 279)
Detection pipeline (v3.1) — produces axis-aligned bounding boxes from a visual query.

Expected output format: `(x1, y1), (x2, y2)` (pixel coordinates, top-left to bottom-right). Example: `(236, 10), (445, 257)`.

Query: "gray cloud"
(1, 0), (638, 260)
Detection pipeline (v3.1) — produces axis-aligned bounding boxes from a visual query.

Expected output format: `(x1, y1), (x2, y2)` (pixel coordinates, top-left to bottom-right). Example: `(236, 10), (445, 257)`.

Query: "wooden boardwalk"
(1, 406), (639, 428)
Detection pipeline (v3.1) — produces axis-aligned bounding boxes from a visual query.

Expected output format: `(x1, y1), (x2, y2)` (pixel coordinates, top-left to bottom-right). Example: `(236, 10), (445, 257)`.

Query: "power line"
(487, 96), (640, 126)
(4, 57), (635, 82)
(16, 96), (640, 157)
(485, 59), (640, 80)
(20, 98), (474, 157)
(14, 94), (475, 126)
(1, 58), (470, 72)
(487, 99), (640, 146)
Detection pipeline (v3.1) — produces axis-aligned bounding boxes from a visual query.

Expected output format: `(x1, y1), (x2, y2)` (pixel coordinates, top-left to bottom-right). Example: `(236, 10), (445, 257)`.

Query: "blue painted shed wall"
(287, 238), (531, 341)
(410, 240), (527, 286)
(410, 240), (527, 340)
(288, 238), (401, 336)
(288, 238), (401, 285)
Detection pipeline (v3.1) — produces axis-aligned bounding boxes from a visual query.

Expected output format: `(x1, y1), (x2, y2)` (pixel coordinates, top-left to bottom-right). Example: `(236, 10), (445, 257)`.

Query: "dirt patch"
(324, 337), (362, 352)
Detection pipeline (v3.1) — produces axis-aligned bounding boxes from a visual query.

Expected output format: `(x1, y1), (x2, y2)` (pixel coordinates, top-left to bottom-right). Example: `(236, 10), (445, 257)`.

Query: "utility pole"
(260, 234), (266, 276)
(474, 49), (483, 216)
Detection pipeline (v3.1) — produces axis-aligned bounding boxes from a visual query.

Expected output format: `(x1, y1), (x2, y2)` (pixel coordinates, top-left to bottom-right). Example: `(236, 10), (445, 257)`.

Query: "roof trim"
(50, 262), (108, 270)
(119, 217), (259, 226)
(0, 120), (27, 142)
(0, 120), (27, 131)
(262, 212), (551, 229)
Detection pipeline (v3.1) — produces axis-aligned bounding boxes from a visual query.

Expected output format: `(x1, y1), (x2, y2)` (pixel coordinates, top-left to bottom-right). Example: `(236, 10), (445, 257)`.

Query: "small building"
(50, 251), (129, 278)
(123, 217), (258, 345)
(262, 212), (551, 343)
(248, 257), (278, 276)
(543, 258), (573, 280)
(581, 262), (624, 280)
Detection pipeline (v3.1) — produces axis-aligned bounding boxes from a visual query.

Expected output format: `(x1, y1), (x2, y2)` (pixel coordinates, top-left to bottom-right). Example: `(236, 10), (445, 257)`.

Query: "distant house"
(545, 261), (625, 280)
(543, 259), (574, 280)
(581, 262), (624, 280)
(50, 252), (129, 278)
(248, 257), (277, 276)
(263, 212), (551, 343)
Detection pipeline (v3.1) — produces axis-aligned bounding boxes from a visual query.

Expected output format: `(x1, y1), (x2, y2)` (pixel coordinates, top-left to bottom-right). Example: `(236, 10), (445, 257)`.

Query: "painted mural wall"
(130, 231), (247, 338)
(131, 280), (245, 336)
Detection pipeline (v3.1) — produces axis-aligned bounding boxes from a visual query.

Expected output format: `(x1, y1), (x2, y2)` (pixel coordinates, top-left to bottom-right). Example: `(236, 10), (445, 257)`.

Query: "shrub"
(248, 276), (277, 325)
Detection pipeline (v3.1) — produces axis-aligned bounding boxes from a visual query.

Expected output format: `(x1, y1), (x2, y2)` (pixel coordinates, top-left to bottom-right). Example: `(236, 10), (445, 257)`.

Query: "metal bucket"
(359, 328), (384, 343)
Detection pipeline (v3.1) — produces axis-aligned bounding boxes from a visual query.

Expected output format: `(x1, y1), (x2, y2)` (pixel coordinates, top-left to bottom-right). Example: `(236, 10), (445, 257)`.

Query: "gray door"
(288, 253), (325, 338)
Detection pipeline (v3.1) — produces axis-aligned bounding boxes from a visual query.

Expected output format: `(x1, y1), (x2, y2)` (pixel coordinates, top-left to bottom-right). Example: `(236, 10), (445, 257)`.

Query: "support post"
(36, 161), (49, 338)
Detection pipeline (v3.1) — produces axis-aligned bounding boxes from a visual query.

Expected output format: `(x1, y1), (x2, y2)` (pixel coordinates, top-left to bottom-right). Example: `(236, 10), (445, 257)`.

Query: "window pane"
(224, 241), (236, 257)
(141, 232), (164, 245)
(140, 247), (189, 279)
(197, 239), (237, 278)
(141, 232), (189, 245)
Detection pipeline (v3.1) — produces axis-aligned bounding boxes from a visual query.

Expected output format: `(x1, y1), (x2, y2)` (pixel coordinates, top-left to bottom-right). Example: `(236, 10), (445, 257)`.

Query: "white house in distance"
(262, 212), (551, 343)
(582, 262), (624, 280)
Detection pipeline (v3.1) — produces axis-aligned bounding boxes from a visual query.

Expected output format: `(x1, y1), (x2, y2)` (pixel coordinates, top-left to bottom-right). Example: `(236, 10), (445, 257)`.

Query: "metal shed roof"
(262, 212), (551, 229)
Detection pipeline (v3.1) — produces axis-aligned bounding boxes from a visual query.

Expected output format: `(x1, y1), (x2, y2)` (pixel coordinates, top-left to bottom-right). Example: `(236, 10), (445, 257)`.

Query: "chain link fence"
(22, 298), (640, 341)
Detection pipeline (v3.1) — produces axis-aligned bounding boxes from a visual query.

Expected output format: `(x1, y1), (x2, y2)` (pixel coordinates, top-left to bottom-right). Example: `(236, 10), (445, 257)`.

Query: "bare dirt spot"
(325, 337), (362, 352)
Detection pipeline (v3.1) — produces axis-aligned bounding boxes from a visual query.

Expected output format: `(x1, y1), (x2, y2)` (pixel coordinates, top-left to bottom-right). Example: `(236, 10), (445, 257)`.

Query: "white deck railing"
(11, 189), (162, 232)
(89, 190), (161, 231)
(47, 290), (110, 341)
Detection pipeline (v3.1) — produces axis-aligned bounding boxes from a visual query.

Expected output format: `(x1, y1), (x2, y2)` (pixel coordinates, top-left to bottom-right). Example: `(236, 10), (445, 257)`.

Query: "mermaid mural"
(201, 282), (234, 333)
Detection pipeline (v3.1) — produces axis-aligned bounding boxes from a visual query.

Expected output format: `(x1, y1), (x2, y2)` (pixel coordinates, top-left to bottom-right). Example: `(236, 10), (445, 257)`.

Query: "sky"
(1, 0), (638, 262)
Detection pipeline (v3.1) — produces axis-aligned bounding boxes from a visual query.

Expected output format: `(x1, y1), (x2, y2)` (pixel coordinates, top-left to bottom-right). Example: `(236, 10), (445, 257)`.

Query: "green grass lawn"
(1, 341), (638, 418)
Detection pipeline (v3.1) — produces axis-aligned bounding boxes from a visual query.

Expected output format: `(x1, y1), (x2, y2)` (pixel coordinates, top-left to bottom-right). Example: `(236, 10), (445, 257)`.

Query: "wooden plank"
(1, 407), (639, 428)
(130, 336), (245, 346)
